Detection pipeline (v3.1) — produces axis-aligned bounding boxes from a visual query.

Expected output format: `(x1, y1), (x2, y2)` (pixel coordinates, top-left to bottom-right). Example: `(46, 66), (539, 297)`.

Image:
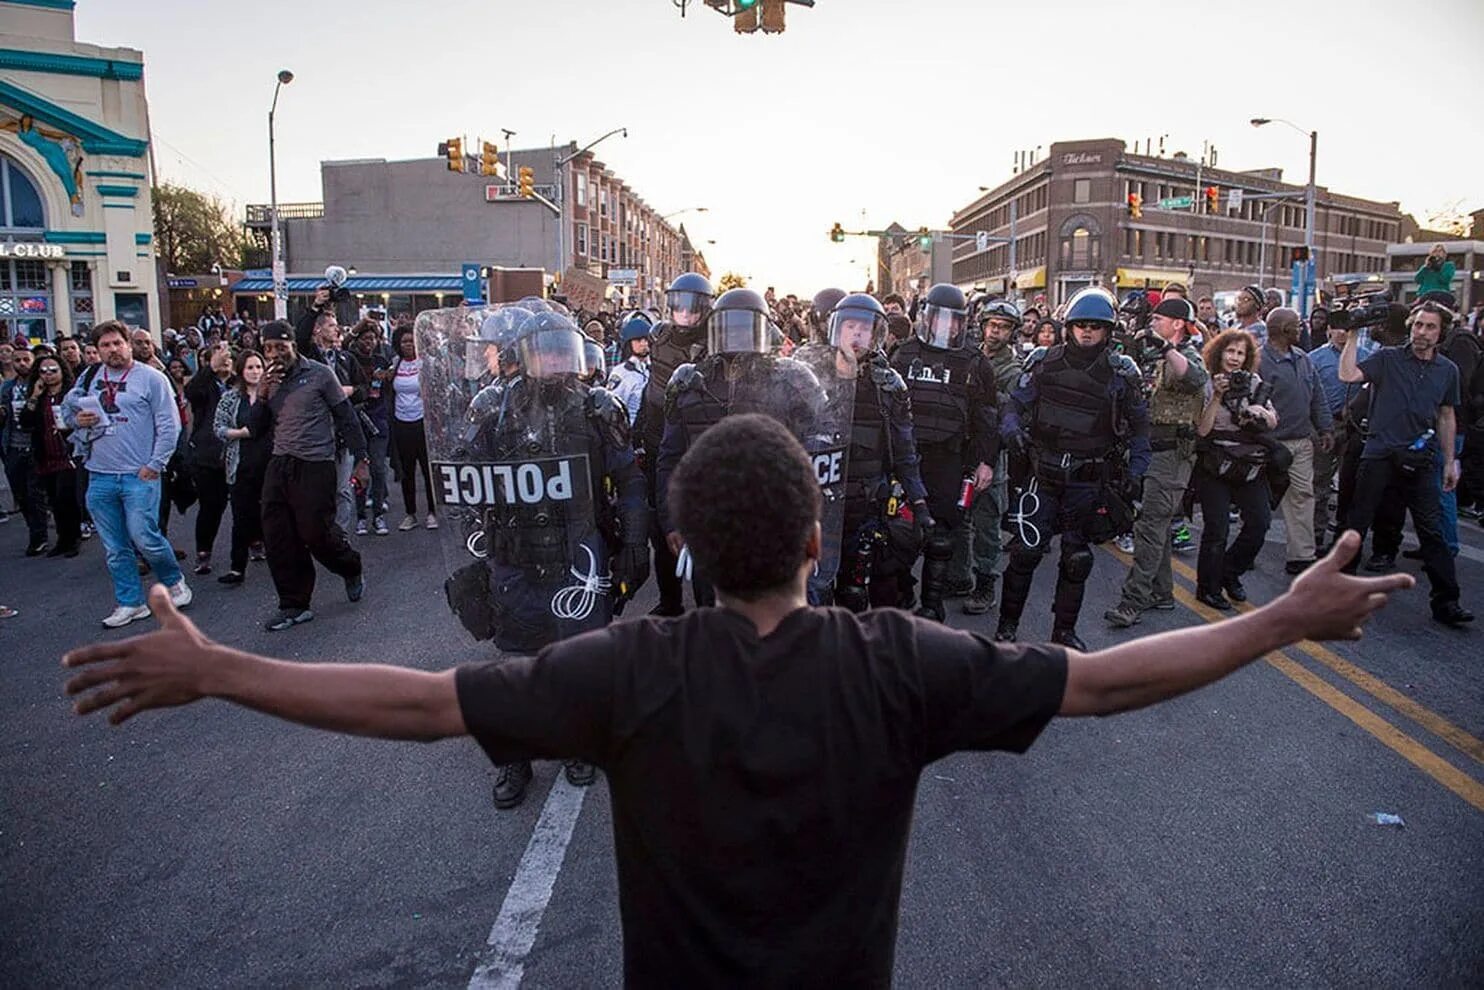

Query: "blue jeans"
(87, 471), (183, 607)
(1439, 437), (1463, 554)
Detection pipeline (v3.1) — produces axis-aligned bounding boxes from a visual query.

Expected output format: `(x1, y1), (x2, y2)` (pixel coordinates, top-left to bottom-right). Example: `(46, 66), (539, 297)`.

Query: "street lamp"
(1251, 116), (1318, 315)
(554, 127), (628, 286)
(269, 68), (293, 320)
(662, 206), (709, 221)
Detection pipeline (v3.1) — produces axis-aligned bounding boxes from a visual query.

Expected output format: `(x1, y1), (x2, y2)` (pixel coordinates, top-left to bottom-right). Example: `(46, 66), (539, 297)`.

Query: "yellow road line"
(1168, 583), (1484, 814)
(1158, 551), (1484, 766)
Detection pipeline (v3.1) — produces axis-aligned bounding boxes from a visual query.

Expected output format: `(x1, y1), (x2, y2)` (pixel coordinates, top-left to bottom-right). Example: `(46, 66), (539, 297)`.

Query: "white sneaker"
(425, 513), (439, 530)
(398, 515), (418, 531)
(374, 516), (389, 535)
(168, 580), (193, 609)
(102, 604), (151, 628)
(355, 519), (368, 536)
(1114, 534), (1135, 554)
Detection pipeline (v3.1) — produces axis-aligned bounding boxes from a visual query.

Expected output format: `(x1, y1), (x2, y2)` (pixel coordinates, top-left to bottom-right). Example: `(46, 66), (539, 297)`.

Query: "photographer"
(1415, 244), (1455, 298)
(1194, 329), (1278, 610)
(1338, 301), (1472, 626)
(1261, 308), (1333, 574)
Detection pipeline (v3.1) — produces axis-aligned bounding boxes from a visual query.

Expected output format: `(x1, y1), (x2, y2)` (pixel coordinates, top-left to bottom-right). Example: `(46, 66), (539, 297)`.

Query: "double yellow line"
(1108, 548), (1484, 813)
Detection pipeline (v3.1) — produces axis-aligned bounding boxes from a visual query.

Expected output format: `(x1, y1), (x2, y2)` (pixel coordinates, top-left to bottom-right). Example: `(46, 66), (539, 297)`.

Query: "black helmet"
(916, 282), (968, 350)
(811, 287), (847, 325)
(1064, 288), (1119, 327)
(468, 306), (526, 373)
(707, 288), (773, 356)
(666, 272), (714, 329)
(1119, 290), (1151, 318)
(515, 312), (589, 380)
(828, 292), (887, 356)
(582, 338), (606, 381)
(976, 298), (1022, 326)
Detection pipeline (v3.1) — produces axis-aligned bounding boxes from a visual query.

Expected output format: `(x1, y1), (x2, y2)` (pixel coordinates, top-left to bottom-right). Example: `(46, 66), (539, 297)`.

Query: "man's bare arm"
(64, 585), (465, 740)
(1060, 532), (1412, 717)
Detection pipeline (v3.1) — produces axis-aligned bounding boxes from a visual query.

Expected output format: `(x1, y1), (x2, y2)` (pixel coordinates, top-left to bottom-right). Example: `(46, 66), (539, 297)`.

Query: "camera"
(1222, 369), (1272, 429)
(1328, 292), (1391, 332)
(321, 265), (352, 305)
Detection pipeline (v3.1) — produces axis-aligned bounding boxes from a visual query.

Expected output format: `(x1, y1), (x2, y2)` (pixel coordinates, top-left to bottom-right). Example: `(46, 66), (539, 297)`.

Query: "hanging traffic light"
(829, 222), (845, 243)
(1206, 186), (1220, 213)
(918, 227), (932, 252)
(1290, 245), (1310, 264)
(759, 0), (786, 32)
(734, 0), (759, 33)
(480, 141), (501, 178)
(445, 137), (464, 173)
(518, 166), (535, 198)
(1127, 192), (1142, 219)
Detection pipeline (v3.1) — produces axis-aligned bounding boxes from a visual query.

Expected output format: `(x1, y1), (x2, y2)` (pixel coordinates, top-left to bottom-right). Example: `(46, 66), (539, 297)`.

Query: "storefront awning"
(1115, 267), (1189, 287)
(229, 275), (464, 293)
(1009, 266), (1045, 289)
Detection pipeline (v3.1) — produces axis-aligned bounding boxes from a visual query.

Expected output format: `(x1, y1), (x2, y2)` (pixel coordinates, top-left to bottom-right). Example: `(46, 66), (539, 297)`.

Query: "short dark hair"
(314, 309), (338, 331)
(91, 320), (129, 346)
(669, 414), (820, 600)
(882, 293), (906, 309)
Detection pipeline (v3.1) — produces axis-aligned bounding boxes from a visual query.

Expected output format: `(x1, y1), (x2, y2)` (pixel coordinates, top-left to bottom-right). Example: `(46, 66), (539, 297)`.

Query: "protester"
(1261, 308), (1333, 574)
(1193, 329), (1279, 610)
(212, 349), (272, 586)
(251, 321), (370, 631)
(390, 326), (436, 531)
(63, 321), (192, 627)
(62, 412), (1412, 987)
(183, 342), (233, 575)
(1233, 285), (1268, 348)
(350, 321), (392, 535)
(18, 352), (81, 557)
(1, 346), (46, 554)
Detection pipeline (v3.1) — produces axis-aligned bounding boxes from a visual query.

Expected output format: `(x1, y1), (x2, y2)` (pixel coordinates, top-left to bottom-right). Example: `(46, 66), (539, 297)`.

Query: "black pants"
(391, 417), (435, 516)
(261, 455), (362, 611)
(3, 446), (46, 545)
(1346, 455), (1459, 606)
(1337, 435), (1403, 553)
(192, 463), (230, 557)
(37, 468), (80, 549)
(228, 467), (266, 574)
(641, 450), (708, 610)
(1195, 469), (1272, 595)
(918, 447), (967, 531)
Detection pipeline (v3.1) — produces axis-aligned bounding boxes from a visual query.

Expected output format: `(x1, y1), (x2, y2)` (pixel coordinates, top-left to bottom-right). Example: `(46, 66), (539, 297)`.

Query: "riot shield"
(418, 306), (610, 653)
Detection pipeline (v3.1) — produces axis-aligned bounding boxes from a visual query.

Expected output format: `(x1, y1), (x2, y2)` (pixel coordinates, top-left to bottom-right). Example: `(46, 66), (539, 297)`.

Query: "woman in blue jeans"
(1194, 330), (1279, 611)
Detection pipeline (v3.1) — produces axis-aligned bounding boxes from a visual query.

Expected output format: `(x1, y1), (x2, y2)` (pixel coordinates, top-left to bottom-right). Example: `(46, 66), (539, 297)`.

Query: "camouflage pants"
(950, 458), (1009, 584)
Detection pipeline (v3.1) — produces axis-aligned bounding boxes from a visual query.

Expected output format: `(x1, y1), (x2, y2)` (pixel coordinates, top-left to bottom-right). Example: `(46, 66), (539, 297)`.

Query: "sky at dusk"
(75, 0), (1484, 294)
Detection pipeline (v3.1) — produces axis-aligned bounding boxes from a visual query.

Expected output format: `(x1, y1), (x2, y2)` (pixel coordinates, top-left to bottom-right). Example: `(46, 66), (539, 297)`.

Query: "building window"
(1073, 178), (1091, 204)
(576, 223), (589, 256)
(575, 172), (588, 208)
(0, 155), (45, 230)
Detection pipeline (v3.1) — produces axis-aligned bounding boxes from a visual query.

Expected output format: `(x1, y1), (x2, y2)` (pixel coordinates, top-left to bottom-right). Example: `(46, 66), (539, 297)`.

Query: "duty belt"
(1034, 451), (1106, 486)
(1148, 423), (1195, 452)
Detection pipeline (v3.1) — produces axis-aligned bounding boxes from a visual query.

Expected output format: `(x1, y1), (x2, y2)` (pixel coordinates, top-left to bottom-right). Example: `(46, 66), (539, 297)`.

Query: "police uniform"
(997, 292), (1150, 648)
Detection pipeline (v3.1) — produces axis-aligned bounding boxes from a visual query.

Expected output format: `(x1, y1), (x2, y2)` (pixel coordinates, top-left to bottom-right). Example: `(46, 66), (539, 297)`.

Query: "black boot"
(963, 572), (997, 615)
(913, 526), (953, 623)
(997, 552), (1037, 639)
(1051, 572), (1089, 636)
(563, 760), (597, 787)
(1050, 627), (1087, 651)
(493, 761), (534, 810)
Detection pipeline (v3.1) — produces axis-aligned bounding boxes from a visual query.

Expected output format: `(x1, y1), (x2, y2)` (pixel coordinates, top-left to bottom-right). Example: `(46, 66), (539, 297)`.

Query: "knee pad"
(1059, 546), (1094, 583)
(1007, 548), (1042, 574)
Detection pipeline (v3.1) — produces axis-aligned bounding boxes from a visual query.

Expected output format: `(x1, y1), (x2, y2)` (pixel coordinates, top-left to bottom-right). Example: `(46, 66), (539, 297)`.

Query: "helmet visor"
(828, 308), (885, 356)
(917, 304), (966, 349)
(667, 290), (711, 328)
(707, 309), (771, 355)
(517, 327), (589, 380)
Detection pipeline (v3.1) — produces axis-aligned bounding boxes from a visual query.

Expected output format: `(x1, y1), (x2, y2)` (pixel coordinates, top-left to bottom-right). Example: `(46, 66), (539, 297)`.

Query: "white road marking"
(467, 778), (588, 990)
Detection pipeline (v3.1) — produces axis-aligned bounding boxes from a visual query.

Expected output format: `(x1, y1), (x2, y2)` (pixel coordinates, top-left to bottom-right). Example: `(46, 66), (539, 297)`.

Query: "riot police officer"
(434, 309), (651, 809)
(798, 293), (930, 611)
(634, 272), (714, 615)
(810, 287), (847, 345)
(889, 283), (999, 621)
(657, 288), (833, 608)
(997, 288), (1151, 649)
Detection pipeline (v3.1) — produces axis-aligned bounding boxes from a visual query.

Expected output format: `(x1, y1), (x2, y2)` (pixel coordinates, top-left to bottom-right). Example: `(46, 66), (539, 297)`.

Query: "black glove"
(910, 499), (936, 531)
(1007, 431), (1030, 458)
(1120, 474), (1145, 506)
(612, 544), (650, 602)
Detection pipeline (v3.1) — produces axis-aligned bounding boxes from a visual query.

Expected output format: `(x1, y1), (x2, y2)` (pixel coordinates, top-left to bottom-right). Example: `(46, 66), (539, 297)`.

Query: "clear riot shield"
(418, 306), (609, 653)
(785, 346), (854, 593)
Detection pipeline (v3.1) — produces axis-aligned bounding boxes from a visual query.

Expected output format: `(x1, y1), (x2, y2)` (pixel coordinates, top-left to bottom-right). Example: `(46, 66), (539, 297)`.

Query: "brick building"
(950, 137), (1406, 308)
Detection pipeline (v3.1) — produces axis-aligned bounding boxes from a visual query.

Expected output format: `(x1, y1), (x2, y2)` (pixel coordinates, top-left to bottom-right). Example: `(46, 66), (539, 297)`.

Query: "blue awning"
(228, 275), (465, 293)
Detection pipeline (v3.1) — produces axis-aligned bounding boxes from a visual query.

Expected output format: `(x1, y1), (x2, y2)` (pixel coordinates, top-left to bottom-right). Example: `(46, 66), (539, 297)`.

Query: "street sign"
(1157, 195), (1194, 210)
(1228, 189), (1244, 212)
(975, 231), (989, 252)
(608, 267), (639, 286)
(461, 263), (484, 304)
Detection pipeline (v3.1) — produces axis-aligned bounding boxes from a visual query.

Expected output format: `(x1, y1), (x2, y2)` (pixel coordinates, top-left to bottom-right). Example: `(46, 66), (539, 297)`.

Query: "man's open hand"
(1278, 531), (1414, 641)
(64, 584), (217, 725)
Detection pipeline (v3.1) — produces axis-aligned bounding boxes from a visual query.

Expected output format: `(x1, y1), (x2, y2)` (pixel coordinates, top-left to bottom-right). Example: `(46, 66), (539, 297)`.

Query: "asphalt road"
(2, 491), (1481, 988)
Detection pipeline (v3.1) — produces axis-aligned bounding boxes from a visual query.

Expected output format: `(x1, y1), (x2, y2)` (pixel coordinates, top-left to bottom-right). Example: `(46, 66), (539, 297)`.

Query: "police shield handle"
(676, 544), (694, 582)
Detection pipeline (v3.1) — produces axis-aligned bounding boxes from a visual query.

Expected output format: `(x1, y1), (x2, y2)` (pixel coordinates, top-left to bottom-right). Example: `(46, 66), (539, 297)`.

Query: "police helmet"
(828, 292), (887, 356)
(811, 288), (847, 324)
(666, 272), (714, 329)
(1063, 287), (1119, 328)
(916, 282), (968, 350)
(515, 312), (589, 380)
(515, 295), (552, 315)
(582, 338), (607, 381)
(620, 314), (653, 344)
(977, 298), (1022, 327)
(707, 288), (773, 356)
(1119, 290), (1152, 318)
(467, 306), (526, 373)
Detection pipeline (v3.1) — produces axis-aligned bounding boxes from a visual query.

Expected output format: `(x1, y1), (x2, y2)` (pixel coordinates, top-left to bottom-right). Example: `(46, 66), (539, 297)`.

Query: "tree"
(716, 271), (747, 292)
(152, 182), (246, 274)
(1422, 201), (1471, 239)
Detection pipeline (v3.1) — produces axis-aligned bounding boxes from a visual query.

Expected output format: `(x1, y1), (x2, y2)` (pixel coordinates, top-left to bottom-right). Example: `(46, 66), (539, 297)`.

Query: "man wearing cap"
(1105, 298), (1208, 628)
(605, 315), (652, 426)
(1264, 307), (1334, 574)
(1235, 285), (1268, 348)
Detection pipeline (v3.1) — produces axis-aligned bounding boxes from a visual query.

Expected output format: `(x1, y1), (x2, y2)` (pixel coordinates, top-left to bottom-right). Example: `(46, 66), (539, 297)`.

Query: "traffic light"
(518, 166), (535, 198)
(829, 222), (845, 243)
(480, 141), (500, 178)
(1290, 245), (1310, 264)
(1206, 186), (1220, 213)
(1127, 192), (1142, 219)
(445, 137), (464, 173)
(918, 227), (932, 252)
(734, 0), (759, 33)
(760, 0), (785, 32)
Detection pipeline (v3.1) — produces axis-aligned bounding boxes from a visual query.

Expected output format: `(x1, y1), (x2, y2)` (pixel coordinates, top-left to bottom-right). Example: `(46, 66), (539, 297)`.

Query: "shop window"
(1, 155), (45, 230)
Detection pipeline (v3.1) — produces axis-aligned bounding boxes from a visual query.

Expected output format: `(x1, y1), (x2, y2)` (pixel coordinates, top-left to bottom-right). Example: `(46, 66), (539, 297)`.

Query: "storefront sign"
(0, 242), (65, 259)
(1060, 152), (1103, 167)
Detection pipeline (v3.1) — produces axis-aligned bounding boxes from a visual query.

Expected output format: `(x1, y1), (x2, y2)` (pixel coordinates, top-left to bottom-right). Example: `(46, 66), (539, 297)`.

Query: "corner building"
(0, 0), (159, 341)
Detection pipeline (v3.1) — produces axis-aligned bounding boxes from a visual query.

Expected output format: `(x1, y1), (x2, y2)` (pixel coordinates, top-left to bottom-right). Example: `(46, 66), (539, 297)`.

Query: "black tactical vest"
(846, 376), (888, 505)
(675, 355), (729, 442)
(640, 322), (704, 445)
(892, 340), (972, 449)
(1030, 346), (1115, 457)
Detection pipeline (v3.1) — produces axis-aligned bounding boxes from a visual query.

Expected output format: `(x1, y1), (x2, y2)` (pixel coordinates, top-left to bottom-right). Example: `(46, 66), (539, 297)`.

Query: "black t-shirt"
(456, 606), (1067, 987)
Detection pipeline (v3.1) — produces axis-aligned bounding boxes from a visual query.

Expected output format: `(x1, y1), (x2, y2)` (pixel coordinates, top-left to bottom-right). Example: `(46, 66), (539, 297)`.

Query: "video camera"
(1327, 292), (1391, 332)
(321, 265), (352, 306)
